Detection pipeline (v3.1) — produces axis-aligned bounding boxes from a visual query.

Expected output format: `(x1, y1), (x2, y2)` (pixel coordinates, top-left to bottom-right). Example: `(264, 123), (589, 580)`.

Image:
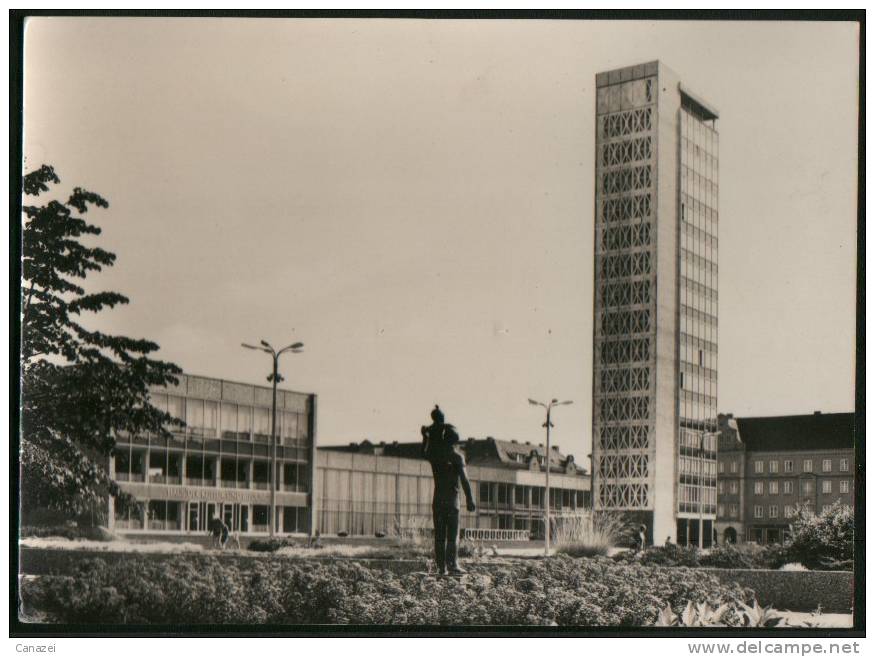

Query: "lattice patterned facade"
(593, 66), (657, 515)
(592, 62), (719, 546)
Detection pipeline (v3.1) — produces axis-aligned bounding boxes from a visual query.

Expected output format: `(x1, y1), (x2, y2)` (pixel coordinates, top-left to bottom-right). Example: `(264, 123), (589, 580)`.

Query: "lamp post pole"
(528, 398), (573, 557)
(242, 339), (304, 538)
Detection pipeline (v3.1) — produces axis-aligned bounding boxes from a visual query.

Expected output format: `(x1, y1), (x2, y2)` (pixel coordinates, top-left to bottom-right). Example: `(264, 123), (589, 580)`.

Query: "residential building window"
(783, 480), (793, 494)
(769, 481), (778, 495)
(719, 461), (724, 474)
(840, 480), (849, 494)
(717, 481), (724, 494)
(729, 481), (738, 494)
(730, 461), (738, 474)
(717, 504), (724, 517)
(754, 461), (764, 474)
(839, 458), (849, 472)
(754, 481), (764, 495)
(754, 505), (763, 519)
(802, 481), (814, 495)
(784, 460), (793, 473)
(803, 459), (813, 473)
(769, 505), (778, 519)
(479, 482), (494, 504)
(729, 504), (738, 517)
(822, 480), (832, 494)
(784, 505), (794, 518)
(822, 459), (832, 473)
(769, 460), (778, 474)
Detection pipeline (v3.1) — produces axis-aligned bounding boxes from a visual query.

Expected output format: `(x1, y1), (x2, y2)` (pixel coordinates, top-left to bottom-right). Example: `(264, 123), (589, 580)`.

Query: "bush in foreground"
(19, 554), (752, 626)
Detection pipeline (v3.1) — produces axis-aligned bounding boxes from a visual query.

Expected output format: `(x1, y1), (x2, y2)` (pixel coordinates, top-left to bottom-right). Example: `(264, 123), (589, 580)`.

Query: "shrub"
(247, 538), (292, 553)
(786, 503), (853, 571)
(701, 543), (763, 569)
(20, 525), (117, 542)
(758, 543), (791, 570)
(19, 553), (752, 626)
(613, 544), (701, 568)
(699, 542), (792, 570)
(554, 511), (628, 558)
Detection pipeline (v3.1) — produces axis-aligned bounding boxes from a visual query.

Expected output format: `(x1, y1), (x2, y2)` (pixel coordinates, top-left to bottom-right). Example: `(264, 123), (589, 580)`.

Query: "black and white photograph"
(11, 11), (863, 636)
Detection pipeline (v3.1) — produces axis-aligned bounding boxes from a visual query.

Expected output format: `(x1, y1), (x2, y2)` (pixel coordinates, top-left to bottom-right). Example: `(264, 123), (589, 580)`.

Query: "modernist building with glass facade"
(317, 438), (590, 540)
(592, 61), (719, 546)
(716, 412), (855, 545)
(109, 373), (317, 536)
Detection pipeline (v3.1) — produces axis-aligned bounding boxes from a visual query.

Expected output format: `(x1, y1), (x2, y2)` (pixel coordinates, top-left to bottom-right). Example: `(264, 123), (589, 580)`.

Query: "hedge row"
(612, 543), (791, 570)
(20, 554), (753, 626)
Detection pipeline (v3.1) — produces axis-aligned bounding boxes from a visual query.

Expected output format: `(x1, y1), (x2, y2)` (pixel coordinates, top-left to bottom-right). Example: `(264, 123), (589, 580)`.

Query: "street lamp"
(528, 398), (573, 556)
(242, 339), (304, 537)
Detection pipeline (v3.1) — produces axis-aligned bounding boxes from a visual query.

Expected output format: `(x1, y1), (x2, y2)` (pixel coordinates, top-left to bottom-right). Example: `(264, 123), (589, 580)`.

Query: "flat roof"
(736, 412), (855, 452)
(680, 83), (720, 120)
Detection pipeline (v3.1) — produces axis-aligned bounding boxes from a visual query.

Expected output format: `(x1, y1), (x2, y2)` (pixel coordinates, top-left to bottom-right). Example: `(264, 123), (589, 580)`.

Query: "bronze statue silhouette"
(421, 405), (476, 575)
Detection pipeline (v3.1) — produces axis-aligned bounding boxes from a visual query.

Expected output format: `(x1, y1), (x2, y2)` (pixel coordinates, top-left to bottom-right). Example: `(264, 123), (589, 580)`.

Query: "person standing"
(421, 406), (476, 575)
(637, 523), (648, 552)
(208, 514), (224, 549)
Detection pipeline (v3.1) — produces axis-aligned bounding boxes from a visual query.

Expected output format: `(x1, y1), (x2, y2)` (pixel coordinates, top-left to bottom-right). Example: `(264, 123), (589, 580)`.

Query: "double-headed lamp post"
(528, 398), (573, 556)
(242, 339), (304, 537)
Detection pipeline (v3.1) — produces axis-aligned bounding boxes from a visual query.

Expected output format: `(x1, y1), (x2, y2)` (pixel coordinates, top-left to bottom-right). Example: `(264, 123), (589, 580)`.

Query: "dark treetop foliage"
(20, 164), (182, 520)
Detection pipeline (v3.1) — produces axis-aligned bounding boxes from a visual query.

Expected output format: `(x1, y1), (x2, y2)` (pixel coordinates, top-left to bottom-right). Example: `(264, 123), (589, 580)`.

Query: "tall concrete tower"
(592, 61), (719, 546)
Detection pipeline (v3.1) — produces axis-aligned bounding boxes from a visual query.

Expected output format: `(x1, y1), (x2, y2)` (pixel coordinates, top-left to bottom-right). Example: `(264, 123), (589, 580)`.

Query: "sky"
(22, 18), (859, 464)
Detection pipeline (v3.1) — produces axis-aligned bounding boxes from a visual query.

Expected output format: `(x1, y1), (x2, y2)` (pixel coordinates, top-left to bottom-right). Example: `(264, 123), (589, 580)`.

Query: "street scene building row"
(106, 373), (853, 546)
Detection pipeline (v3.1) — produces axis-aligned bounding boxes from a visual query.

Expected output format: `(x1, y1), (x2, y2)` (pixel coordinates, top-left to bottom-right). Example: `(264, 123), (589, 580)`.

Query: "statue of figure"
(421, 405), (476, 575)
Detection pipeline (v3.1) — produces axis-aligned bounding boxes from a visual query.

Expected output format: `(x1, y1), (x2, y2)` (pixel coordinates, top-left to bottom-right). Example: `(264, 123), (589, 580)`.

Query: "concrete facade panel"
(187, 375), (222, 400)
(222, 381), (255, 405)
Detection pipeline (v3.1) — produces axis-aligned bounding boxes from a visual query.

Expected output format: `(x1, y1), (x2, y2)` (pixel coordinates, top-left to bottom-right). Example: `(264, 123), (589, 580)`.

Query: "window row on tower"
(599, 366), (651, 394)
(600, 136), (652, 168)
(599, 252), (652, 279)
(601, 308), (652, 336)
(601, 193), (652, 224)
(598, 424), (650, 451)
(598, 396), (650, 423)
(682, 276), (718, 306)
(601, 106), (653, 140)
(599, 482), (649, 509)
(600, 222), (652, 252)
(599, 337), (651, 366)
(599, 453), (649, 479)
(602, 164), (652, 195)
(600, 279), (651, 309)
(681, 166), (718, 202)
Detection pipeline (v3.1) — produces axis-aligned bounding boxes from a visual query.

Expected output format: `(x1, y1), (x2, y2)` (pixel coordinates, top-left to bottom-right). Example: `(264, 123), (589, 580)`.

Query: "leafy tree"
(786, 502), (854, 570)
(20, 164), (182, 522)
